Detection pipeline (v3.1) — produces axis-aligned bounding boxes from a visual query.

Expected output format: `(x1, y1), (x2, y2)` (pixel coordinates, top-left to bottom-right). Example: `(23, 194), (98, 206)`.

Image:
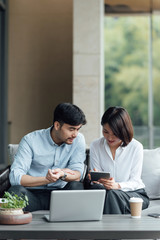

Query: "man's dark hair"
(53, 103), (87, 126)
(101, 106), (133, 147)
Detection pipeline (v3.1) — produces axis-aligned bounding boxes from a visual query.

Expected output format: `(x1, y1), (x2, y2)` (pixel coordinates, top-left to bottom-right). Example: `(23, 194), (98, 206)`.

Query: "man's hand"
(98, 177), (121, 190)
(46, 168), (64, 182)
(46, 168), (76, 182)
(21, 168), (79, 187)
(62, 168), (76, 176)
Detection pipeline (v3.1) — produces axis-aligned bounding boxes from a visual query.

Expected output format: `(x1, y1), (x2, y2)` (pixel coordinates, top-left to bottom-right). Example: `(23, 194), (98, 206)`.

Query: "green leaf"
(1, 191), (29, 209)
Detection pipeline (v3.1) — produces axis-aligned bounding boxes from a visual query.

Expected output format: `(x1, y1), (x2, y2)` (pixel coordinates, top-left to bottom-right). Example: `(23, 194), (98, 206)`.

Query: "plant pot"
(0, 193), (30, 223)
(0, 208), (23, 215)
(0, 211), (32, 225)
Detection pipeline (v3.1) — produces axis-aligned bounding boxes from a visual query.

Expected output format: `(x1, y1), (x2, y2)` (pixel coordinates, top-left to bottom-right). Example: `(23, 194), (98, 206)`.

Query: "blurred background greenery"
(104, 16), (160, 148)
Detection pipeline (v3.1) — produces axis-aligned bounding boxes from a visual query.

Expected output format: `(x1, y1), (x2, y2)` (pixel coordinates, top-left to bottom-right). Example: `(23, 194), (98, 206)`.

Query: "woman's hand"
(88, 168), (100, 184)
(98, 177), (121, 190)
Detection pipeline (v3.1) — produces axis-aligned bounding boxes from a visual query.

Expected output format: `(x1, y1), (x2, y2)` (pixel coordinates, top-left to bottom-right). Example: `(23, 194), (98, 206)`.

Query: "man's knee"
(65, 181), (84, 190)
(8, 185), (28, 196)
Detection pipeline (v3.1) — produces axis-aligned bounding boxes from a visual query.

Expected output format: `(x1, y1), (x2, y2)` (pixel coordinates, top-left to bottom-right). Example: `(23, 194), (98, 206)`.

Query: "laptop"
(44, 189), (106, 222)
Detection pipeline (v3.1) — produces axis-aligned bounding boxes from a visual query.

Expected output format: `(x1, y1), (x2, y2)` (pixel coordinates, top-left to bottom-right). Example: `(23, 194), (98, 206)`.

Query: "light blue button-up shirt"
(9, 126), (86, 189)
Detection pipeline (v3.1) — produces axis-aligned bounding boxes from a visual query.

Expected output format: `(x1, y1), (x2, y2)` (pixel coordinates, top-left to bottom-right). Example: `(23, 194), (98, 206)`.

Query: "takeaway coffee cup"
(129, 197), (143, 218)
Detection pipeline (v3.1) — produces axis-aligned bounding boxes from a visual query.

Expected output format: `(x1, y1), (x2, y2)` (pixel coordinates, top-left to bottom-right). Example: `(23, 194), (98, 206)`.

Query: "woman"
(86, 106), (149, 214)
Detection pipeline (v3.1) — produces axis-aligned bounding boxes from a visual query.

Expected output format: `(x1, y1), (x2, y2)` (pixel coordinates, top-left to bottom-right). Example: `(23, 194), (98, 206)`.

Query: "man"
(9, 103), (87, 212)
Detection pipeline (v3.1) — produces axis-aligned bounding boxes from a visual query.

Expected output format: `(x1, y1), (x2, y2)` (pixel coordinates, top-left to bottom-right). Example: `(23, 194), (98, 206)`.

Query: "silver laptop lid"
(48, 189), (106, 222)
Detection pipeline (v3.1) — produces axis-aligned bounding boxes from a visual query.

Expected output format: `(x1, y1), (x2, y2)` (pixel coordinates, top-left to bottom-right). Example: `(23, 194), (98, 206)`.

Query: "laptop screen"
(45, 189), (106, 222)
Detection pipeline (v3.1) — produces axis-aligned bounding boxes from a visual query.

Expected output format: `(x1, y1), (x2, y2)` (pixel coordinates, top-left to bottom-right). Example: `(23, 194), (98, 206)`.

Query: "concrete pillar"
(73, 0), (104, 146)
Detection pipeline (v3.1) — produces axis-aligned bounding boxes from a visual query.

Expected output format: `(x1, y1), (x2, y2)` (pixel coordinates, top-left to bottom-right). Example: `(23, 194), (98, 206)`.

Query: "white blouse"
(90, 137), (145, 191)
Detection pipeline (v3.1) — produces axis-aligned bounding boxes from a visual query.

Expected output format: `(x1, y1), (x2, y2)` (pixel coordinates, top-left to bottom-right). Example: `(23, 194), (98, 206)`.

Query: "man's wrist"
(60, 170), (67, 181)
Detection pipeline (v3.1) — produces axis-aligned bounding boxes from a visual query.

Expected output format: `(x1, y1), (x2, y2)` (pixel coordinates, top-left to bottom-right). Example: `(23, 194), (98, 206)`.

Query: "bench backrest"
(8, 144), (160, 200)
(142, 147), (160, 200)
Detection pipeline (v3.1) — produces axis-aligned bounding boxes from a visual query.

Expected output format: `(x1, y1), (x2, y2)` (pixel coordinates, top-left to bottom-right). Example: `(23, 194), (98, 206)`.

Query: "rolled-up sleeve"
(118, 143), (145, 191)
(67, 134), (86, 178)
(9, 137), (33, 185)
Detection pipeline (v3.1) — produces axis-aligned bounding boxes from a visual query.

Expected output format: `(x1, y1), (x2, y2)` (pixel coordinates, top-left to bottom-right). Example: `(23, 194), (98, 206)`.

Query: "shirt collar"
(104, 138), (124, 158)
(47, 126), (70, 151)
(47, 126), (55, 146)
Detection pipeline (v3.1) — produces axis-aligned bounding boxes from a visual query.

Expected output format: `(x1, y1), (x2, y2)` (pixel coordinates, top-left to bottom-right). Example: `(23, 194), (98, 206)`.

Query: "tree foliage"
(104, 16), (160, 126)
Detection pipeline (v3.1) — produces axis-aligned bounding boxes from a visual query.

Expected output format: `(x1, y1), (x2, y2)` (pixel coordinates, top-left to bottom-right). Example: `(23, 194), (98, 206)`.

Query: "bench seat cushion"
(142, 148), (160, 199)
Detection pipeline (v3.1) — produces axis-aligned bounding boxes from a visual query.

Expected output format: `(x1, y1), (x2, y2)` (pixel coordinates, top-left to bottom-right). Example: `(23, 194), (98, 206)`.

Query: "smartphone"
(90, 171), (110, 181)
(148, 213), (160, 218)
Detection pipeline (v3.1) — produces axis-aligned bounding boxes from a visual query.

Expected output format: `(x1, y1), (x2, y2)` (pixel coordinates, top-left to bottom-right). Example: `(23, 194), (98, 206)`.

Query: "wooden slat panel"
(104, 0), (160, 13)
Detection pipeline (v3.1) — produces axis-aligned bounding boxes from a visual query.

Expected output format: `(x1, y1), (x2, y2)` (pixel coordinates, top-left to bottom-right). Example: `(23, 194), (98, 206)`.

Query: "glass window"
(104, 15), (160, 148)
(153, 16), (160, 148)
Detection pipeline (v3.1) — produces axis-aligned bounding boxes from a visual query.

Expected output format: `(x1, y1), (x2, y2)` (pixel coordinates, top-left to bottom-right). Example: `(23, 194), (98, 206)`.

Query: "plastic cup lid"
(129, 197), (143, 203)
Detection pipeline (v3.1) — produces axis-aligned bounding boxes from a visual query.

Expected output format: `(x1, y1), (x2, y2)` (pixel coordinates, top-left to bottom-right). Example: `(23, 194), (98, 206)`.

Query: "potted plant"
(0, 192), (32, 224)
(0, 191), (29, 215)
